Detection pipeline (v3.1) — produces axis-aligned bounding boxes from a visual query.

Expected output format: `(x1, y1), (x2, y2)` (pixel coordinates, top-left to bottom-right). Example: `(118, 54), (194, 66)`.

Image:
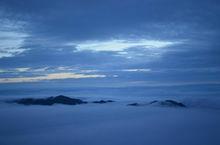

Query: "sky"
(0, 0), (220, 92)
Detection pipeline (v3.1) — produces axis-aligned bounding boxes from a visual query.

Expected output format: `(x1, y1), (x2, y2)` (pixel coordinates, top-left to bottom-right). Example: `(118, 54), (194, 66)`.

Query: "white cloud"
(0, 72), (106, 83)
(32, 67), (50, 72)
(57, 66), (76, 71)
(0, 17), (29, 58)
(0, 67), (31, 73)
(80, 69), (99, 73)
(0, 69), (6, 73)
(0, 66), (99, 74)
(66, 39), (181, 52)
(122, 69), (151, 72)
(15, 67), (30, 72)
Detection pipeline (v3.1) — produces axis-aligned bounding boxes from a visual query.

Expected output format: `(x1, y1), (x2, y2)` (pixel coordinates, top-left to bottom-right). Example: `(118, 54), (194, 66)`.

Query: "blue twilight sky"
(0, 0), (220, 88)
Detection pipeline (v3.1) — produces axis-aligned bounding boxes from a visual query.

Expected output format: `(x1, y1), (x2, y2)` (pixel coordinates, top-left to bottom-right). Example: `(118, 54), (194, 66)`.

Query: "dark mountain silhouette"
(9, 95), (87, 105)
(92, 100), (115, 104)
(128, 100), (186, 107)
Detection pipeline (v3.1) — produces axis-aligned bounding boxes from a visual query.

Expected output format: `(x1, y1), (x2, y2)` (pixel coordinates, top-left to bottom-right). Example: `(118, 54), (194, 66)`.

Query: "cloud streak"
(0, 0), (219, 91)
(0, 73), (106, 83)
(0, 13), (29, 58)
(67, 39), (181, 52)
(122, 69), (151, 72)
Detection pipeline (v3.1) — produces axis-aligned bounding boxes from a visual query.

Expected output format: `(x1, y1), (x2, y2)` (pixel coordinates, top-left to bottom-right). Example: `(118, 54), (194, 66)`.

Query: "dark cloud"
(0, 0), (219, 90)
(1, 0), (219, 40)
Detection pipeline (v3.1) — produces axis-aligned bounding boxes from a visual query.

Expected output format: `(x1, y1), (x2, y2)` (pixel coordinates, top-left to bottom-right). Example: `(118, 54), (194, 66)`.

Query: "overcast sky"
(0, 0), (220, 88)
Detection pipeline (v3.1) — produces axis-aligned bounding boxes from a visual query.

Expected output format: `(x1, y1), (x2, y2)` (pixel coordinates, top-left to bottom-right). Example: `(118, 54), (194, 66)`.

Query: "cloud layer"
(0, 0), (219, 90)
(67, 39), (181, 52)
(0, 73), (106, 83)
(0, 14), (29, 58)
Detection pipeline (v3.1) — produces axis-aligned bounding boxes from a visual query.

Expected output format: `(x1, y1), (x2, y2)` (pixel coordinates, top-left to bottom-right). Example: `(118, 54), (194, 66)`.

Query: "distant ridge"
(8, 95), (87, 105)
